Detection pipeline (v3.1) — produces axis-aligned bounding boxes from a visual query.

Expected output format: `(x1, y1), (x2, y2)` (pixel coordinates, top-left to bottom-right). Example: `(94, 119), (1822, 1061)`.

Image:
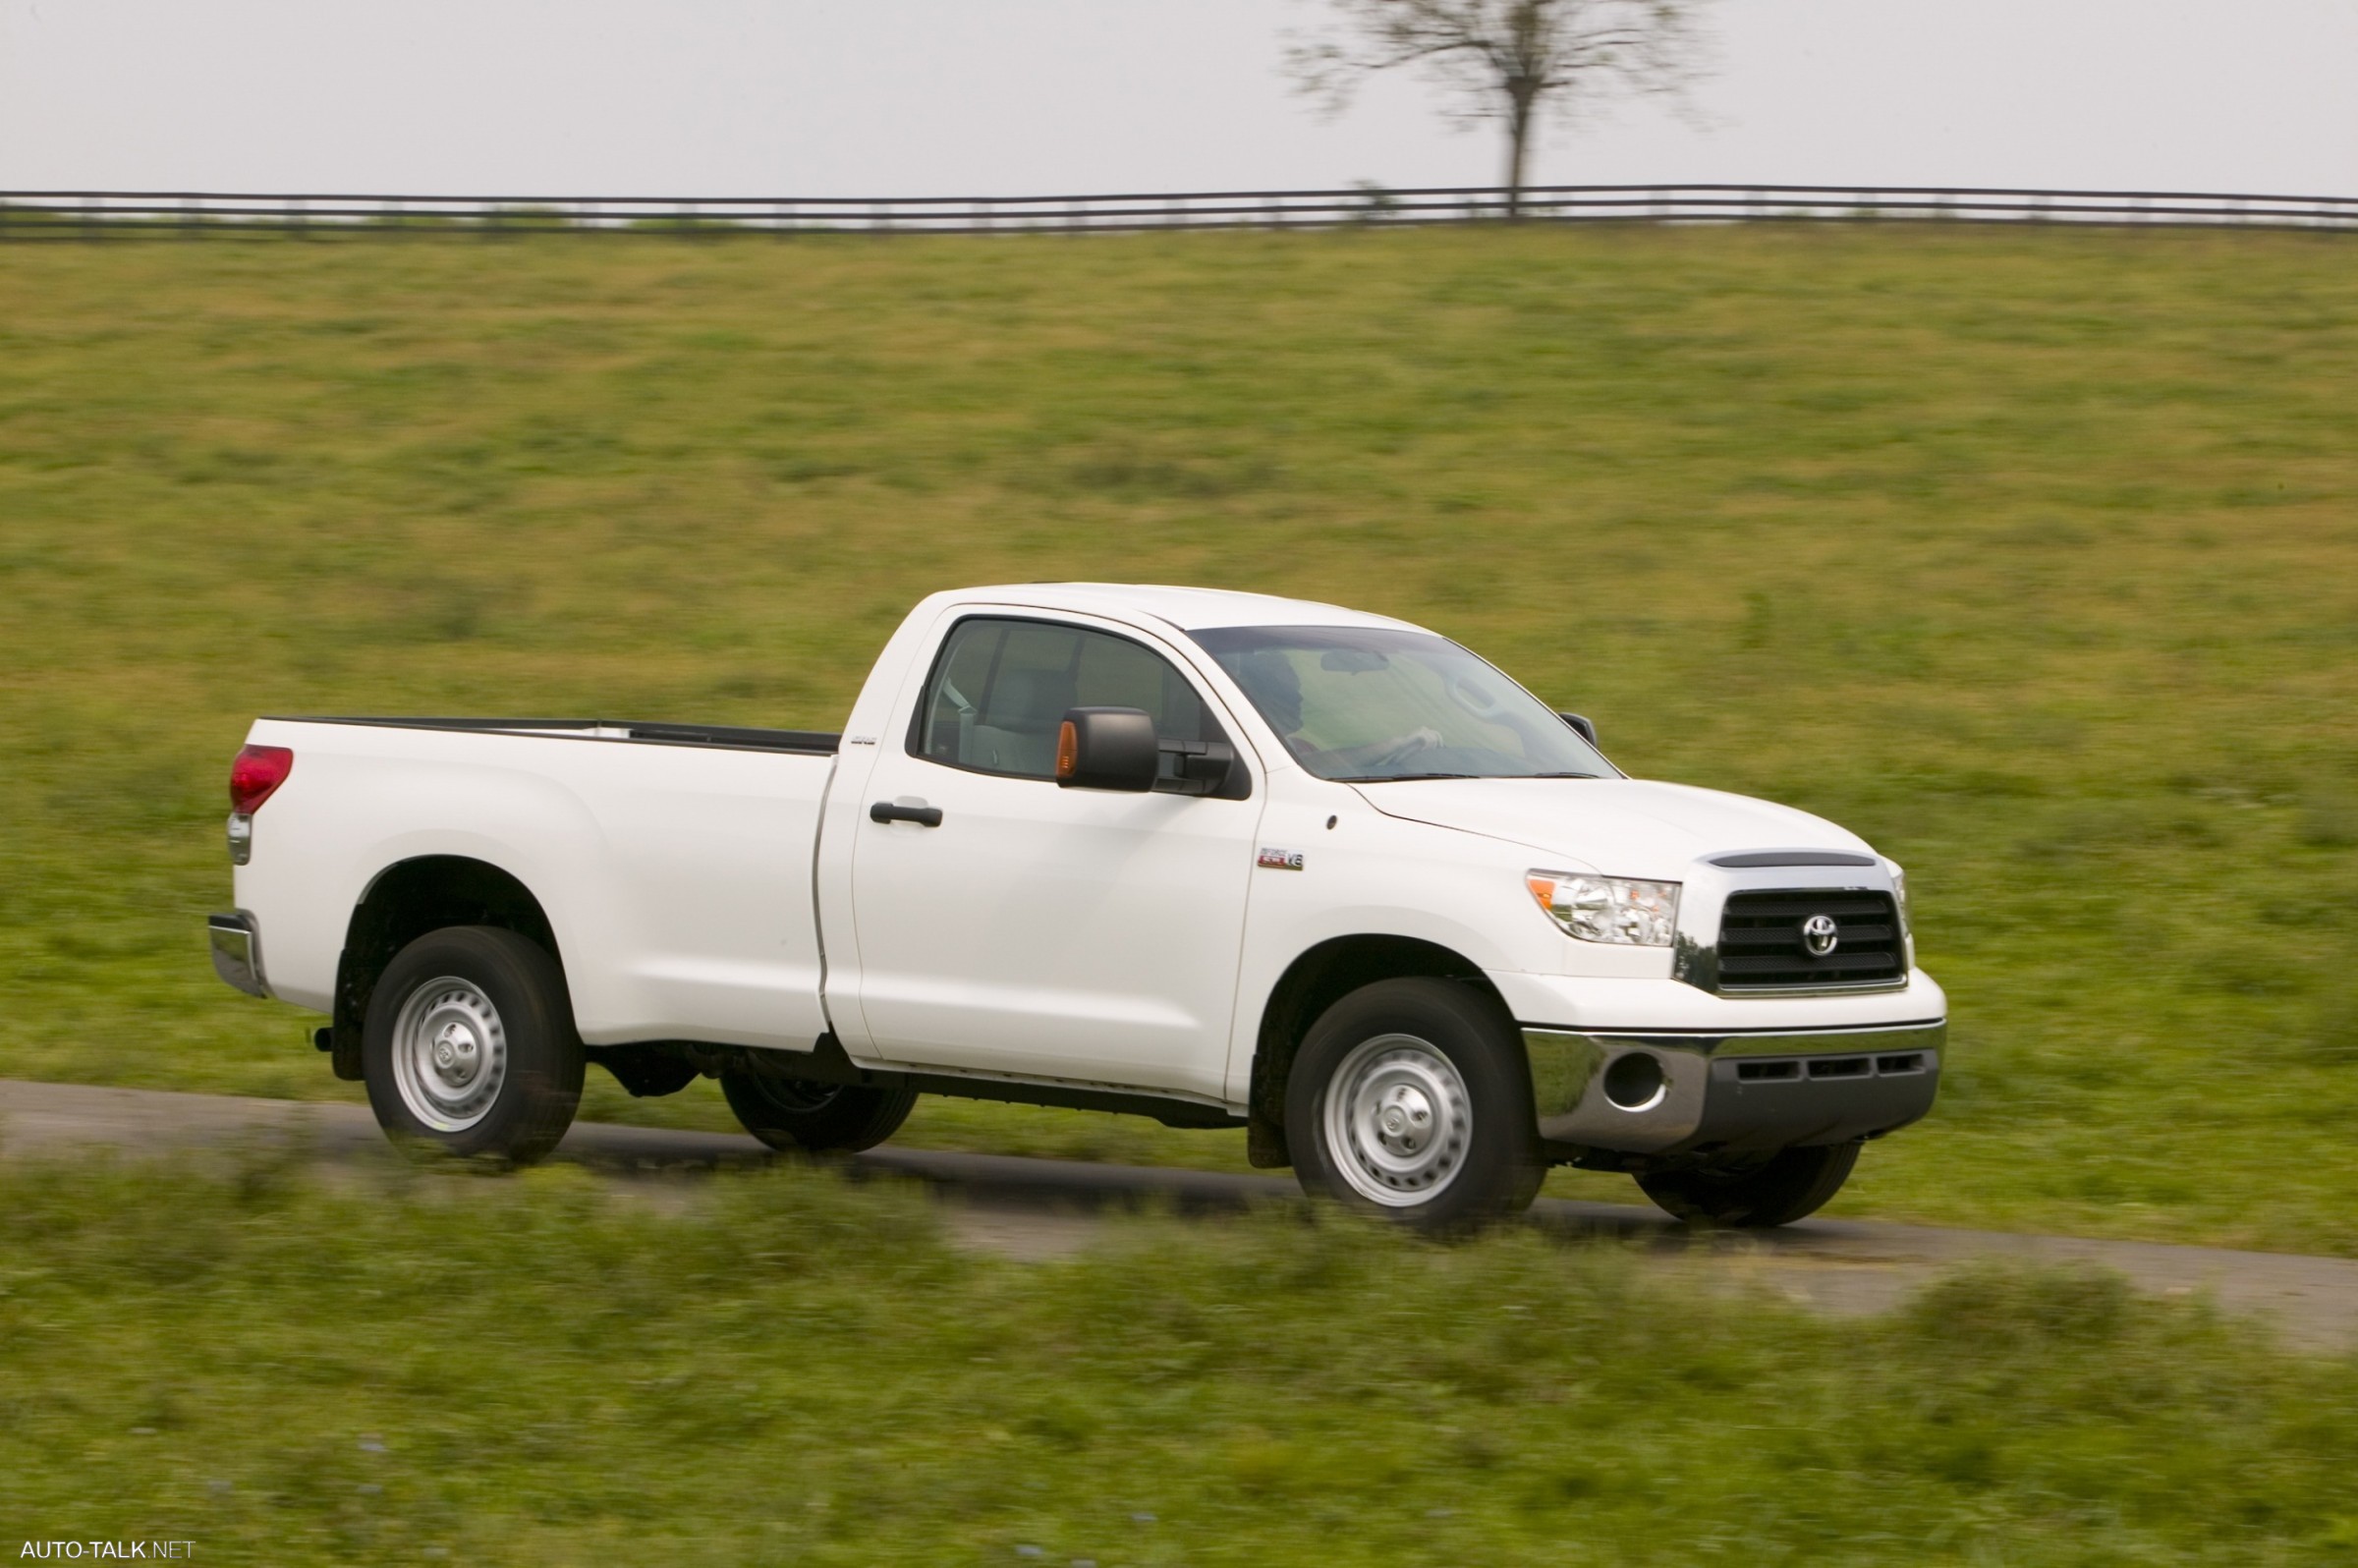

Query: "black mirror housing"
(1557, 711), (1600, 747)
(1056, 707), (1158, 792)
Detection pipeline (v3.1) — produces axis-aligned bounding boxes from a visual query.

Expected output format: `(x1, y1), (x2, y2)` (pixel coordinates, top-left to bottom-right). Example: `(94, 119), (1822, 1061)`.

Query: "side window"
(914, 617), (1223, 781)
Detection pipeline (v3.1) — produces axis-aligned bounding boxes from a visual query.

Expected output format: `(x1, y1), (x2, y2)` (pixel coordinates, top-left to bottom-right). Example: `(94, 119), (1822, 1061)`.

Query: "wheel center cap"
(432, 1021), (479, 1082)
(1377, 1085), (1433, 1150)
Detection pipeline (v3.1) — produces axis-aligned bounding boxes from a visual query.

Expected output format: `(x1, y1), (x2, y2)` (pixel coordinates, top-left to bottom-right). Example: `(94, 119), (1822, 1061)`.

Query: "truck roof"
(947, 582), (1423, 635)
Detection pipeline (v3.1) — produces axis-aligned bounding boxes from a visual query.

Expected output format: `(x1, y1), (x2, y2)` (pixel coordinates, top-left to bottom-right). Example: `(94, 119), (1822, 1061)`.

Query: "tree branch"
(1286, 0), (1712, 132)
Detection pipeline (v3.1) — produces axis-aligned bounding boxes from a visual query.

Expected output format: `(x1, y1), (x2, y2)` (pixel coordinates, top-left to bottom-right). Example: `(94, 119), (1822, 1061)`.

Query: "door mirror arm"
(1157, 738), (1245, 799)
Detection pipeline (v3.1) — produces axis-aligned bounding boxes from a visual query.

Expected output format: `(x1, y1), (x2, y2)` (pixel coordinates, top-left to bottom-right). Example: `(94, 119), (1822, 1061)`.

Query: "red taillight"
(229, 745), (295, 814)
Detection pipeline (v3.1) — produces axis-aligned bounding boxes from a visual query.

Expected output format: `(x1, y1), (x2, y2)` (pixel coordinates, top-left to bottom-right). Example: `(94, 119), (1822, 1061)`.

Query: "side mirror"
(1056, 707), (1158, 792)
(1557, 711), (1600, 747)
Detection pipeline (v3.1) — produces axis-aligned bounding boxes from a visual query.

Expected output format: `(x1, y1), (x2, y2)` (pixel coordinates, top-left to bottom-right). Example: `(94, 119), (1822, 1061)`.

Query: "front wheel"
(719, 1069), (917, 1153)
(1286, 978), (1544, 1234)
(364, 925), (585, 1164)
(1635, 1143), (1860, 1228)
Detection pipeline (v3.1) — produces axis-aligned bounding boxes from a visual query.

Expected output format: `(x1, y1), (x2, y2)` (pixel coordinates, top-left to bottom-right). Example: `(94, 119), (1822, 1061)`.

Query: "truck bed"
(236, 712), (841, 1051)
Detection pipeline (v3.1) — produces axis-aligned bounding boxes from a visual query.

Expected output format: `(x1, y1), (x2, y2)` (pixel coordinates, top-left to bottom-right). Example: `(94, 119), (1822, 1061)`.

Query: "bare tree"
(1288, 0), (1711, 218)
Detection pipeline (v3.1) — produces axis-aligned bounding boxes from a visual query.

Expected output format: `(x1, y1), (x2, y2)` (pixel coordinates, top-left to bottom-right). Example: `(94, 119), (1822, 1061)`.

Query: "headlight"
(1525, 870), (1680, 947)
(1886, 862), (1911, 938)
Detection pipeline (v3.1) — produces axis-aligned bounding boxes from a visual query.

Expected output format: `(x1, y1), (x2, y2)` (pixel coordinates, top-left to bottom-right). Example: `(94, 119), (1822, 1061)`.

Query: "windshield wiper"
(1331, 770), (1605, 783)
(1329, 772), (1482, 784)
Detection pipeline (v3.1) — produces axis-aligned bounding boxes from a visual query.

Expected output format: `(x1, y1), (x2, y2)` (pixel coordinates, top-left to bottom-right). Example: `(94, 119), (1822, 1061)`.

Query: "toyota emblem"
(1801, 914), (1840, 957)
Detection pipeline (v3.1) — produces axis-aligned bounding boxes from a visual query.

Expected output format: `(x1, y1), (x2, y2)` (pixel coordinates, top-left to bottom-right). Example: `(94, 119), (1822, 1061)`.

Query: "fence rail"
(4, 183), (2356, 238)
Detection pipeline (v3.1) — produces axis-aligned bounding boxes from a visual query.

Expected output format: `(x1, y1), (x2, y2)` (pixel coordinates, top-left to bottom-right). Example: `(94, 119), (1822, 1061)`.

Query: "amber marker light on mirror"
(1055, 720), (1078, 780)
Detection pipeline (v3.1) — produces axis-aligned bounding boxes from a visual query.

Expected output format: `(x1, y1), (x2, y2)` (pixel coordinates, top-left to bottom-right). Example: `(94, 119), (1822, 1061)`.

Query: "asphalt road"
(7, 1077), (2356, 1351)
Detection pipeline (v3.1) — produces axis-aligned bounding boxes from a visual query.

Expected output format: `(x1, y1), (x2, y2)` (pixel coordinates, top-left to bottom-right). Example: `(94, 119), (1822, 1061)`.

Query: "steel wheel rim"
(391, 975), (508, 1133)
(1322, 1033), (1472, 1207)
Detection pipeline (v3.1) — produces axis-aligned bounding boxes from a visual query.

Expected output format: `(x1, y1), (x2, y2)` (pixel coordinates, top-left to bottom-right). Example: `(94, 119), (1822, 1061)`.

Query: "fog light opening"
(1601, 1051), (1668, 1112)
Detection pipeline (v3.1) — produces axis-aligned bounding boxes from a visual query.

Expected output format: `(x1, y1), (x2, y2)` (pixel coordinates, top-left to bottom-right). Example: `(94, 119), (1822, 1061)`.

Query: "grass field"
(2, 226), (2355, 1252)
(2, 1149), (2353, 1566)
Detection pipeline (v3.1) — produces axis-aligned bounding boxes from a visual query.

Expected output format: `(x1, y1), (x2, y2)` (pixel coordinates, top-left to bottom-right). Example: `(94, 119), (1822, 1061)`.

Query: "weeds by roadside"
(0, 1149), (2352, 1564)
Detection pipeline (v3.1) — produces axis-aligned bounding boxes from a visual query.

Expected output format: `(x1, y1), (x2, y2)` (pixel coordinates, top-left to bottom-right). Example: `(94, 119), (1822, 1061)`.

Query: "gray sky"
(2, 0), (2352, 197)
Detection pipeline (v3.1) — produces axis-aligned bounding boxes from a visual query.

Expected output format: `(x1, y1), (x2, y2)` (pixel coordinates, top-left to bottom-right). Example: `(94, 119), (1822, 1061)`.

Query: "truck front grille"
(1716, 889), (1905, 991)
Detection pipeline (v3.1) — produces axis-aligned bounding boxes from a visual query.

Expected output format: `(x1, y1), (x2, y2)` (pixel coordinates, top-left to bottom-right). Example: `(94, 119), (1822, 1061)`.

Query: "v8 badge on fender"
(1257, 847), (1305, 871)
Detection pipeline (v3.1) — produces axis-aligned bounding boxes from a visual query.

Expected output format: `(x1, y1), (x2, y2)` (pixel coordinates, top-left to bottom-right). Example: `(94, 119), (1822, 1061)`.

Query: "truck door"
(838, 612), (1263, 1102)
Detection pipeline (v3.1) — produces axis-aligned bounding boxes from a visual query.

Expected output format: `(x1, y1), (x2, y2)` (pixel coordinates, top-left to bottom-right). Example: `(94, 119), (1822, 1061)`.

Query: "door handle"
(870, 800), (944, 828)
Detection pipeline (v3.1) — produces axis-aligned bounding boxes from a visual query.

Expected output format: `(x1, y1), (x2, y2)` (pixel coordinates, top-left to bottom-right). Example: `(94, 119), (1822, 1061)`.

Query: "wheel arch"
(328, 855), (565, 1081)
(1244, 933), (1510, 1168)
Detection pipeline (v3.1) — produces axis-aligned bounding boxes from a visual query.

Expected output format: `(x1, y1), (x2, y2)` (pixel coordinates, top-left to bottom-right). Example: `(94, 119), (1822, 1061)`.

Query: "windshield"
(1191, 625), (1615, 782)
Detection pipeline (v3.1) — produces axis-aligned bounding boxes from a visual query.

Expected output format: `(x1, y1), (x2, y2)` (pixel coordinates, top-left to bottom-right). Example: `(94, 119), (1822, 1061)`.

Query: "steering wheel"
(1351, 726), (1443, 773)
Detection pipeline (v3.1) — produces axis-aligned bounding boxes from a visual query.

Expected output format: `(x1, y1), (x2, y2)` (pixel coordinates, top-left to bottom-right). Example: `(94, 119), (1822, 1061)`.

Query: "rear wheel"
(1635, 1143), (1860, 1228)
(1286, 978), (1544, 1234)
(364, 925), (584, 1164)
(719, 1069), (917, 1153)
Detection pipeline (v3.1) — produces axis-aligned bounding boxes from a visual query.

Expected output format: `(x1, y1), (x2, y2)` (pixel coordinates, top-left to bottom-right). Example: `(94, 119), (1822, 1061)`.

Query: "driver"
(1230, 649), (1442, 775)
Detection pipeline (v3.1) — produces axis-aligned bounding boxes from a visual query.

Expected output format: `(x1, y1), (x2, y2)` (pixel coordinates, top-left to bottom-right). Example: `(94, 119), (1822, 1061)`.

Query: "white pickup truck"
(210, 584), (1943, 1229)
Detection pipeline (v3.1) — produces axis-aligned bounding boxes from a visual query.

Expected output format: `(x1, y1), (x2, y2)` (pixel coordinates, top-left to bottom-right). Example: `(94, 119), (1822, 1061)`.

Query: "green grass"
(1, 1148), (2353, 1565)
(1, 227), (2355, 1252)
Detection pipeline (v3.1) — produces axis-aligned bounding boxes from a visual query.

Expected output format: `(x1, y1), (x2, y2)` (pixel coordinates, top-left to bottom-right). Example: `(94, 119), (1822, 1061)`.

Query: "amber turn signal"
(1055, 720), (1079, 780)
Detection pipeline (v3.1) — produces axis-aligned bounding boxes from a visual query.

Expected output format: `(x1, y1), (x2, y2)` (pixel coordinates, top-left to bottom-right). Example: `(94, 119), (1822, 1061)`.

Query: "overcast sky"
(1, 0), (2351, 197)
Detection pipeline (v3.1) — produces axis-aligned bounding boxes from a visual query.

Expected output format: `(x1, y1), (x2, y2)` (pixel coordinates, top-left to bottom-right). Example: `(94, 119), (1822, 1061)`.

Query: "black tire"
(363, 925), (585, 1164)
(1285, 978), (1544, 1234)
(719, 1069), (917, 1154)
(1635, 1142), (1860, 1228)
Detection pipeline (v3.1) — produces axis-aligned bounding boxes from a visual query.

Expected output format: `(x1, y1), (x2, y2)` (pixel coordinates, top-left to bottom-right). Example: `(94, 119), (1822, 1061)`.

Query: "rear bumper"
(1524, 1020), (1943, 1157)
(208, 911), (269, 998)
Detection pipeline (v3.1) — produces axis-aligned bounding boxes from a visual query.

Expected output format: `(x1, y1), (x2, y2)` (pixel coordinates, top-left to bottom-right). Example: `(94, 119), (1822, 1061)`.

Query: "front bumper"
(1524, 1020), (1943, 1158)
(208, 911), (269, 998)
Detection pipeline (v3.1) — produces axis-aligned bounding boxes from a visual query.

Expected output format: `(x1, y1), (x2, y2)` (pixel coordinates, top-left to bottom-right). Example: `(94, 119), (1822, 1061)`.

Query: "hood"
(1351, 777), (1876, 874)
